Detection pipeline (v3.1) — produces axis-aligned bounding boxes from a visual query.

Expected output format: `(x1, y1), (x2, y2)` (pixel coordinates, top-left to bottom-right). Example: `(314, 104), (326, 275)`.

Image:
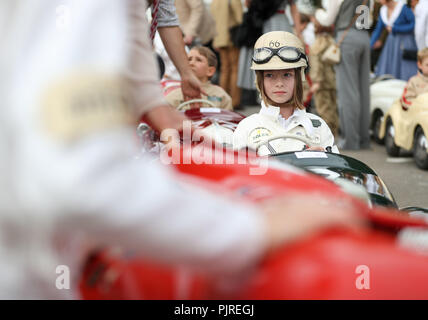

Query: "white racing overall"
(233, 102), (338, 155)
(0, 0), (266, 298)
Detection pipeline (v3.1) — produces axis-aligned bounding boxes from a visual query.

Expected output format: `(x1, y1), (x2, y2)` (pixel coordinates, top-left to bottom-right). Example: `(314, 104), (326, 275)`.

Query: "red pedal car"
(79, 107), (428, 300)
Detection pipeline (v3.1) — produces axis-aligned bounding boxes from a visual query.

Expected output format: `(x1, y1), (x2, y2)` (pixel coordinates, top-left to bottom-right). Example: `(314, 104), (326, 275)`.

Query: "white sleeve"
(232, 119), (251, 151)
(315, 0), (344, 27)
(51, 129), (267, 274)
(424, 10), (428, 49)
(415, 4), (428, 50)
(414, 3), (424, 50)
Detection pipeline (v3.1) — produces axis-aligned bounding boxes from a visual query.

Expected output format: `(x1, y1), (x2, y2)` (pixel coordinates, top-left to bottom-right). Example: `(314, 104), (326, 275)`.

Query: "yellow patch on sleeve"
(41, 72), (136, 142)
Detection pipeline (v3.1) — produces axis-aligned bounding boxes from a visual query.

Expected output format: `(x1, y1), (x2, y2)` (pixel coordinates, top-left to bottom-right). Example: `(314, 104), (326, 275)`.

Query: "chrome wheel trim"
(415, 131), (428, 158)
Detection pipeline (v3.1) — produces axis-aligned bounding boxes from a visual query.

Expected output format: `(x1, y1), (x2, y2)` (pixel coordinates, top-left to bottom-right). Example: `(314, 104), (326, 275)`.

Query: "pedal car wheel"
(385, 119), (400, 156)
(372, 113), (384, 145)
(413, 127), (428, 169)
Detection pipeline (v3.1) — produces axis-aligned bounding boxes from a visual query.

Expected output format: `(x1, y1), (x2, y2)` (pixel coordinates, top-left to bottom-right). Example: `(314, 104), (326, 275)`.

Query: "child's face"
(263, 69), (295, 105)
(188, 49), (215, 82)
(418, 57), (428, 76)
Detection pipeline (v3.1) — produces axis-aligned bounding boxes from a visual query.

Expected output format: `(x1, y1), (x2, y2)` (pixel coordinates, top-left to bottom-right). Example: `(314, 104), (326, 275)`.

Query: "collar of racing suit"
(259, 101), (315, 136)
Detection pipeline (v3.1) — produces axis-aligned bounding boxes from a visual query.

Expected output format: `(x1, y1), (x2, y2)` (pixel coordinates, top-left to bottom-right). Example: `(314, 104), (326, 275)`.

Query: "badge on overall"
(249, 127), (272, 144)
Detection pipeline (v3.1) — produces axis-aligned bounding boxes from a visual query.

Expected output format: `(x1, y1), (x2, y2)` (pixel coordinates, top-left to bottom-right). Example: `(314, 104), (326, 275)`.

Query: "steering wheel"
(177, 98), (216, 111)
(252, 133), (315, 155)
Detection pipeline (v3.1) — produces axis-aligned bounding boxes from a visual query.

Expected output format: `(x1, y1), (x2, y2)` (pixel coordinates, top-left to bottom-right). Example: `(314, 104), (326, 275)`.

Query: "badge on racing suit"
(248, 127), (272, 145)
(41, 72), (136, 142)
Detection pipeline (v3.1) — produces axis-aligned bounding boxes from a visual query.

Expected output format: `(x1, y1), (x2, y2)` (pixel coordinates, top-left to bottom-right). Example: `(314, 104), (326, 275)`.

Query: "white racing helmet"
(251, 31), (308, 79)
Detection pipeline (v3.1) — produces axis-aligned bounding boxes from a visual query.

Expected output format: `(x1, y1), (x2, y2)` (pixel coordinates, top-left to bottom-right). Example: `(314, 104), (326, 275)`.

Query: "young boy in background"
(401, 48), (428, 110)
(166, 46), (233, 110)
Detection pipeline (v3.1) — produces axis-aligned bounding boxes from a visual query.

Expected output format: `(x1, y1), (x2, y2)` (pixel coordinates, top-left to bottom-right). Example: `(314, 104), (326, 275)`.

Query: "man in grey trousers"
(315, 0), (371, 150)
(336, 27), (371, 150)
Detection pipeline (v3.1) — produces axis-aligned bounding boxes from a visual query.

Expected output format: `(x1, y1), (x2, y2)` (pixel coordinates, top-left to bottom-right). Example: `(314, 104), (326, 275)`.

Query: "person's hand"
(311, 16), (321, 29)
(294, 29), (304, 43)
(260, 193), (366, 252)
(386, 26), (392, 33)
(181, 71), (207, 108)
(373, 40), (383, 49)
(310, 15), (317, 25)
(305, 146), (325, 151)
(310, 82), (320, 93)
(183, 35), (194, 46)
(143, 104), (188, 134)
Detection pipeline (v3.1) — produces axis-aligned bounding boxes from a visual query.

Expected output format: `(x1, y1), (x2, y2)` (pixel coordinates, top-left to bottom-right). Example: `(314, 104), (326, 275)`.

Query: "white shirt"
(303, 22), (316, 47)
(233, 102), (338, 155)
(380, 1), (404, 27)
(0, 0), (266, 299)
(315, 0), (344, 26)
(154, 31), (188, 81)
(415, 0), (428, 50)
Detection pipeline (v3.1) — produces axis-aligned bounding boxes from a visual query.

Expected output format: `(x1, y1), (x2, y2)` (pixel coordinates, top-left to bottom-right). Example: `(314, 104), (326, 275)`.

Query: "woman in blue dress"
(371, 0), (418, 81)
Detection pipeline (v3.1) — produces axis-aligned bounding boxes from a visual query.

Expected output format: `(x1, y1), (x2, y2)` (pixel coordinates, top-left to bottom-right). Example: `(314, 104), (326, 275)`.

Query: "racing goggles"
(252, 46), (308, 65)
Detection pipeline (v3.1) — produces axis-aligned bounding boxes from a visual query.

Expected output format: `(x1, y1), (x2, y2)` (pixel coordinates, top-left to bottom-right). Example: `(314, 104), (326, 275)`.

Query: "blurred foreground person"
(0, 0), (362, 299)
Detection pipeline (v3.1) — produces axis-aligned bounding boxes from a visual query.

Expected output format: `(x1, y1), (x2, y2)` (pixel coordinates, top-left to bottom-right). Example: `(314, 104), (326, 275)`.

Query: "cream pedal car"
(370, 76), (407, 144)
(379, 92), (428, 170)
